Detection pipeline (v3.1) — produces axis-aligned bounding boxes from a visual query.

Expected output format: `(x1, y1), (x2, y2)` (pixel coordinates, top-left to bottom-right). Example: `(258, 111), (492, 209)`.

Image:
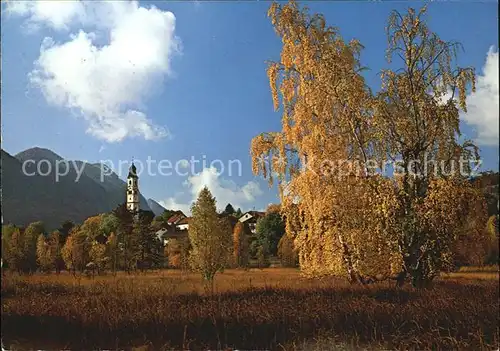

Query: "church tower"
(127, 162), (140, 213)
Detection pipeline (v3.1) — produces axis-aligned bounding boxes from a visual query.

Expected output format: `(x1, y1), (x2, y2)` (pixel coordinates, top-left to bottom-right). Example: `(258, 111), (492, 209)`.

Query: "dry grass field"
(1, 267), (499, 350)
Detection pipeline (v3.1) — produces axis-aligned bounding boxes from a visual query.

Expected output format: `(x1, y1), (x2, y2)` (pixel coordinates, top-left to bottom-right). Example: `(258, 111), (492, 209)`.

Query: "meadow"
(1, 267), (499, 350)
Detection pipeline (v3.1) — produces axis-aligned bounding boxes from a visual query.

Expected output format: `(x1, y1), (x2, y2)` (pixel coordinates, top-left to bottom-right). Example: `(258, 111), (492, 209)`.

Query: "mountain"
(2, 149), (108, 230)
(15, 147), (63, 164)
(2, 147), (151, 230)
(147, 198), (167, 216)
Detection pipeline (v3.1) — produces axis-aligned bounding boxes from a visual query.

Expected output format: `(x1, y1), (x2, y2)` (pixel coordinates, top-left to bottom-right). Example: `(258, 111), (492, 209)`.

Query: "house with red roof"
(166, 211), (187, 225)
(175, 217), (191, 231)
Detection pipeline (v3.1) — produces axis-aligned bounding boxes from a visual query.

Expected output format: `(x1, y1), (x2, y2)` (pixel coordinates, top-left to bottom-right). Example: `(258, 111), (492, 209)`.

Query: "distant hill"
(2, 147), (151, 230)
(147, 198), (167, 216)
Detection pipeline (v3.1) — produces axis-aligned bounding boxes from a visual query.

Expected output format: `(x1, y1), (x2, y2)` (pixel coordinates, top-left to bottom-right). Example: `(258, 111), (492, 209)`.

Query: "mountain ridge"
(147, 198), (168, 216)
(2, 147), (154, 230)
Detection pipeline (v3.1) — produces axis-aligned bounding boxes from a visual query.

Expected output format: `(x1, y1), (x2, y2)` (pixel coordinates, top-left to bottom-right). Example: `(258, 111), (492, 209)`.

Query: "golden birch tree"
(61, 226), (89, 274)
(251, 2), (486, 287)
(251, 1), (395, 281)
(373, 7), (485, 287)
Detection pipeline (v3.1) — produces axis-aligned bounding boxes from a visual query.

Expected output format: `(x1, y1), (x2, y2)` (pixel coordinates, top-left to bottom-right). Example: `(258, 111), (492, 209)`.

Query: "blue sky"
(1, 1), (498, 214)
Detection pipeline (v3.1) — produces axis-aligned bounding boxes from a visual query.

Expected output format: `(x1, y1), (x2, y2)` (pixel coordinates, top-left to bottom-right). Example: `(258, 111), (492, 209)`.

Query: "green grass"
(2, 268), (499, 350)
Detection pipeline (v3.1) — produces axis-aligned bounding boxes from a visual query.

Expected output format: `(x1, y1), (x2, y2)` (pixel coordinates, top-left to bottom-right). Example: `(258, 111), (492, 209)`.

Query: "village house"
(155, 212), (240, 245)
(126, 167), (245, 244)
(175, 217), (190, 231)
(153, 211), (189, 245)
(238, 210), (265, 234)
(167, 211), (187, 226)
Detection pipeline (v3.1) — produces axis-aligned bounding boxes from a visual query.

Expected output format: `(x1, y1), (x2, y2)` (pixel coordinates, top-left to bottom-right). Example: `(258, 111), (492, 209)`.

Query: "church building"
(127, 163), (140, 213)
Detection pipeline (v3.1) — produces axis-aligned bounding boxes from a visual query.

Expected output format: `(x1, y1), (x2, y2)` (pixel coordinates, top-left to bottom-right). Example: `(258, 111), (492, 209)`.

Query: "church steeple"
(127, 162), (140, 213)
(128, 162), (138, 179)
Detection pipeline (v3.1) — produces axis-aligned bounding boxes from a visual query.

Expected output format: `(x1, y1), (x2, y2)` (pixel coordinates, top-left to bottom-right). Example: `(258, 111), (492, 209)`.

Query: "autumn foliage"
(188, 187), (232, 283)
(232, 222), (250, 268)
(277, 233), (298, 267)
(251, 2), (490, 287)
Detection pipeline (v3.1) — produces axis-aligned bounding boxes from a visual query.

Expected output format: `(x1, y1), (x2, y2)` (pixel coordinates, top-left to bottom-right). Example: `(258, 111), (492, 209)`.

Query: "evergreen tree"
(58, 220), (75, 245)
(134, 210), (158, 271)
(112, 204), (135, 273)
(235, 208), (243, 218)
(223, 203), (236, 216)
(255, 213), (285, 256)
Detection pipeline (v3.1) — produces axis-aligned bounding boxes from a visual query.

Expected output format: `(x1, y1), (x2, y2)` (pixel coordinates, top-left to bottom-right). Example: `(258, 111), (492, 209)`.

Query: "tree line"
(2, 205), (164, 276)
(1, 188), (299, 279)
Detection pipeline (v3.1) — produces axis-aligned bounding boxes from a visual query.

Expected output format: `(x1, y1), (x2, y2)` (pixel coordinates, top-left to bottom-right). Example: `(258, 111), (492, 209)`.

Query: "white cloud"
(7, 1), (180, 143)
(441, 47), (499, 146)
(5, 1), (86, 32)
(160, 198), (193, 217)
(160, 167), (264, 214)
(461, 46), (499, 146)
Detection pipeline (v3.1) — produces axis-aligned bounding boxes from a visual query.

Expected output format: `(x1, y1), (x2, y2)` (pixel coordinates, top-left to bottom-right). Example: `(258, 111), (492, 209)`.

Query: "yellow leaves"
(281, 76), (296, 104)
(418, 178), (487, 245)
(486, 215), (499, 241)
(267, 2), (278, 22)
(455, 68), (476, 113)
(267, 64), (280, 111)
(89, 242), (106, 267)
(252, 2), (484, 281)
(281, 50), (293, 70)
